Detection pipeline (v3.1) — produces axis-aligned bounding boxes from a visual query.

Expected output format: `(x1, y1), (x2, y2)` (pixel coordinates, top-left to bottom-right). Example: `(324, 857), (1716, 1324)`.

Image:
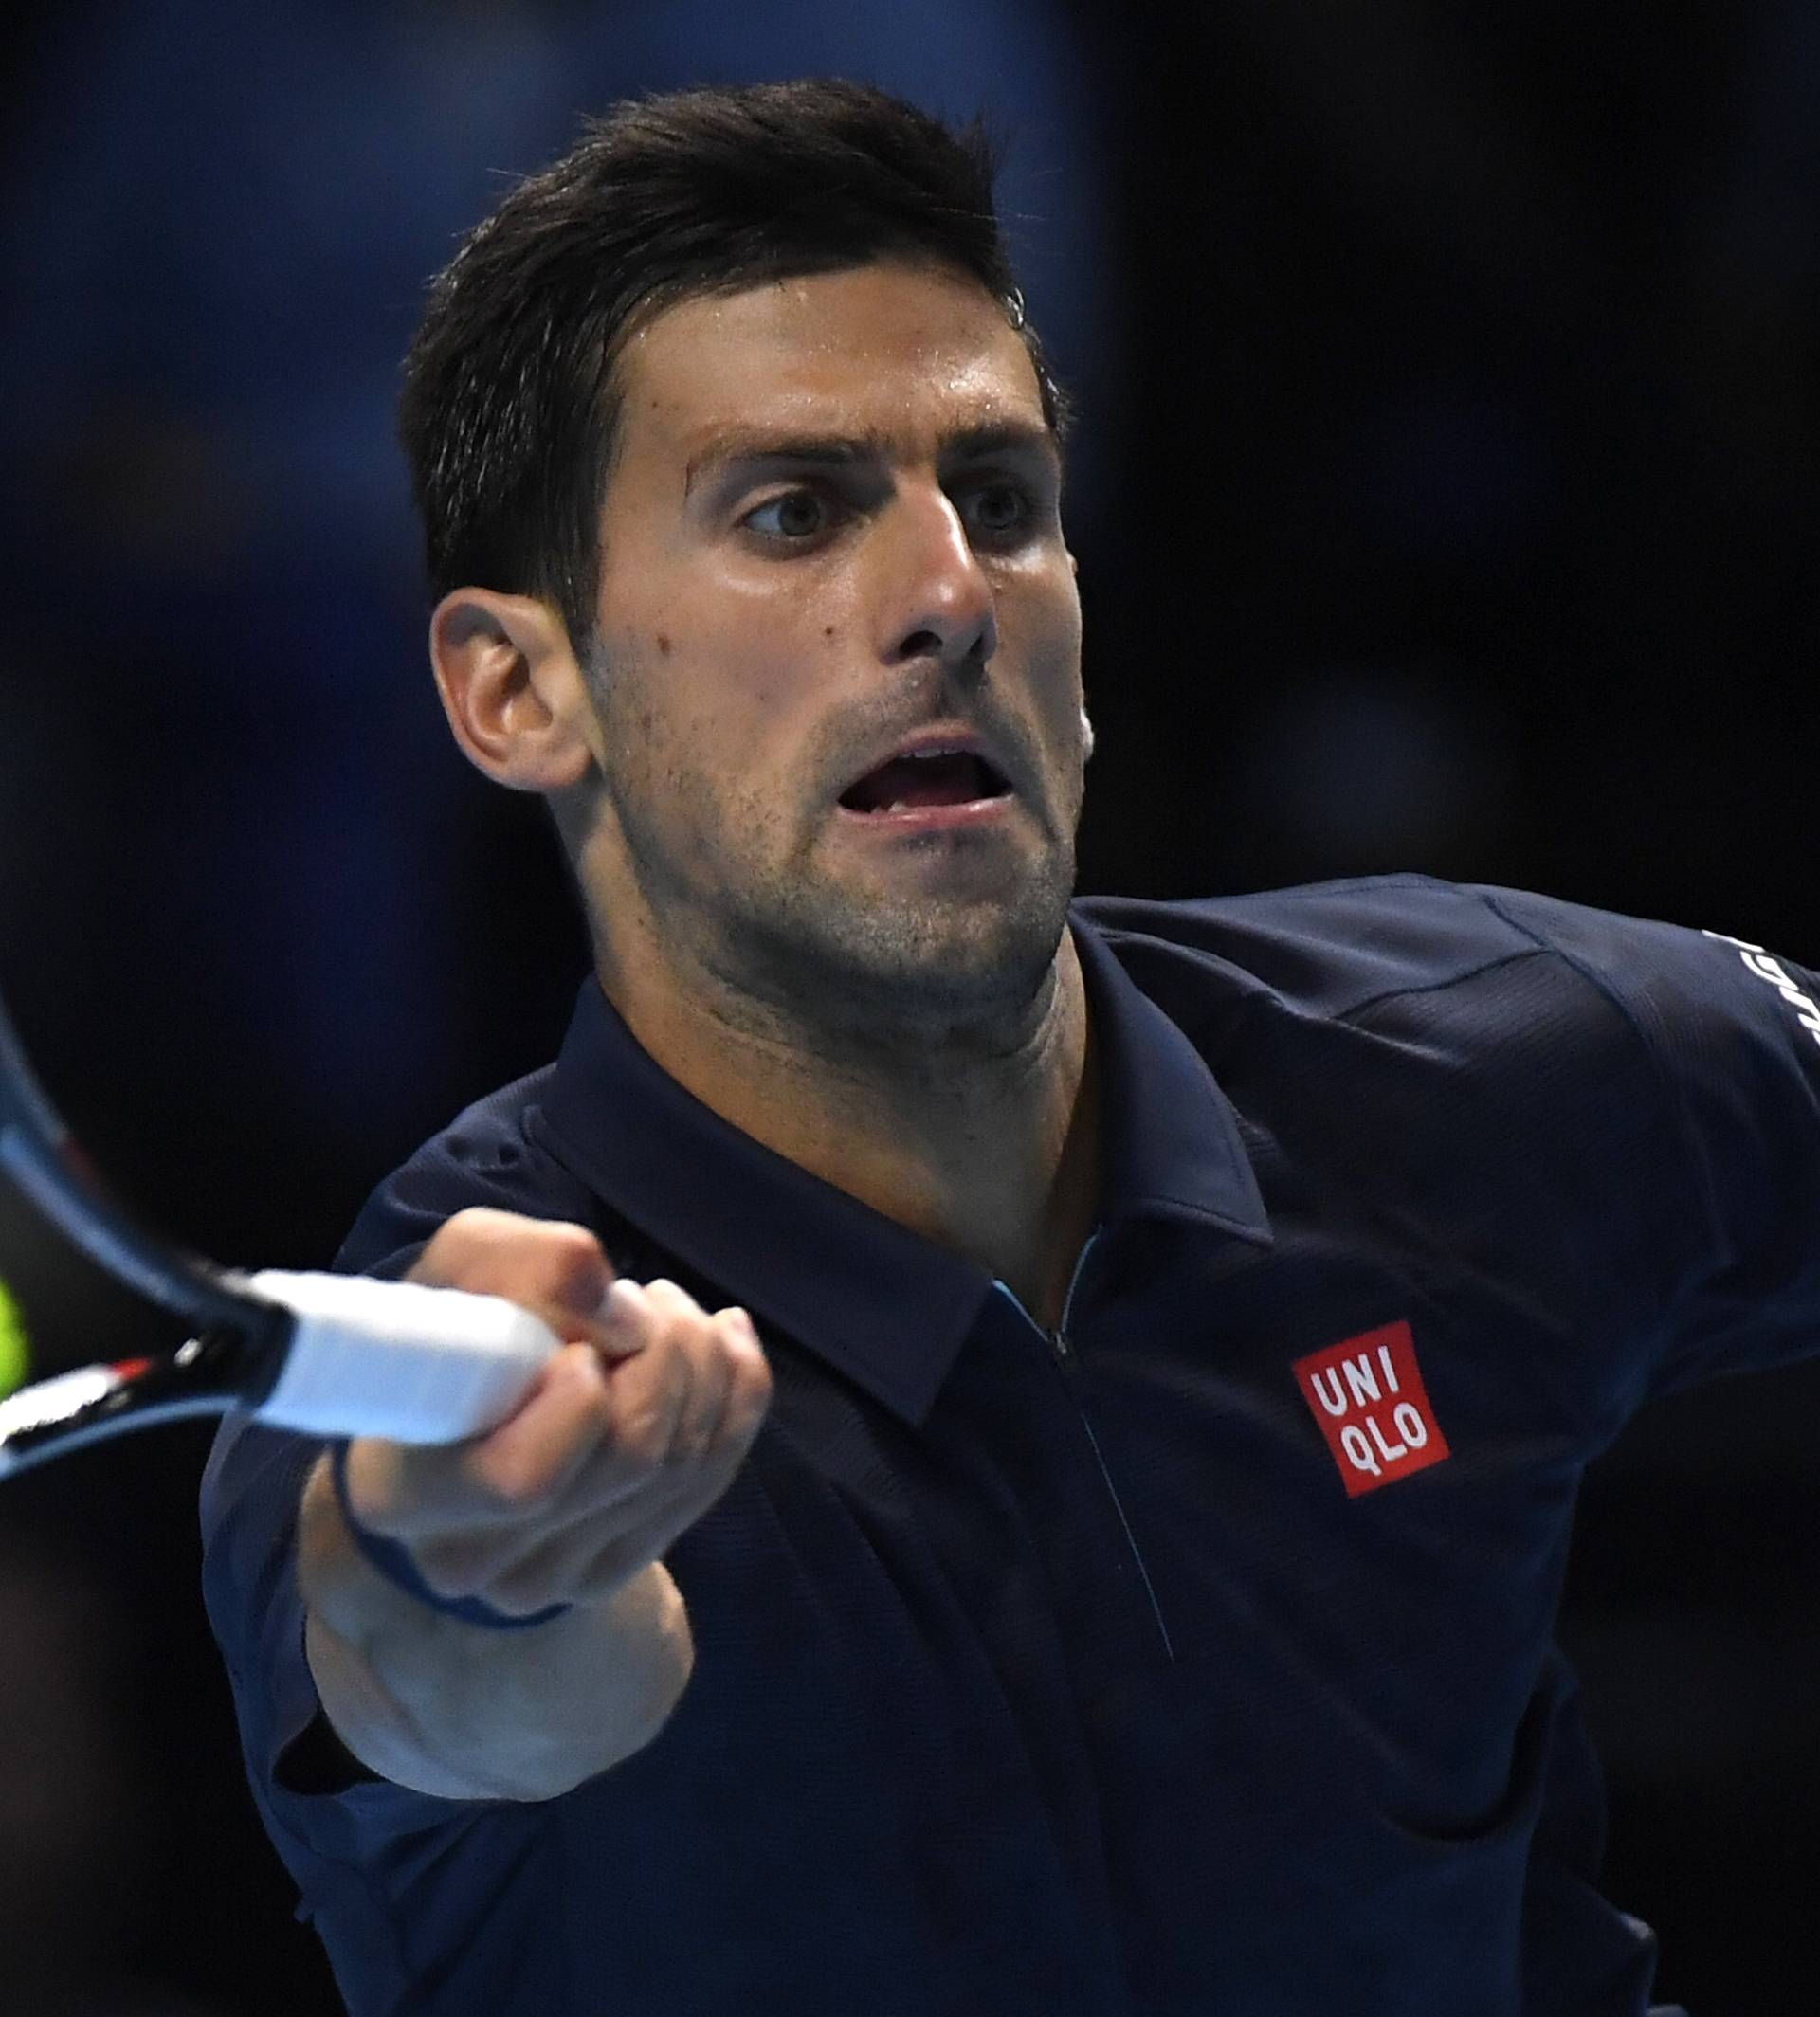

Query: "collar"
(535, 905), (1271, 1426)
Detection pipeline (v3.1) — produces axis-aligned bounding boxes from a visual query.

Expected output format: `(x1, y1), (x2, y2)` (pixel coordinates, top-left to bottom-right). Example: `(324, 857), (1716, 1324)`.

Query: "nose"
(876, 483), (998, 674)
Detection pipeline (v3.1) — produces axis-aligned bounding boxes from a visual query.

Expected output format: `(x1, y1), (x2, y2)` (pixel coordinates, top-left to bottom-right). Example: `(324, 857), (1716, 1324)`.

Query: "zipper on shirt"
(996, 1234), (1176, 1663)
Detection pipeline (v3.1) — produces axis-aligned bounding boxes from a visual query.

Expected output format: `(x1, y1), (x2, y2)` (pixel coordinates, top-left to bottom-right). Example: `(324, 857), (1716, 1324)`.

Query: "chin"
(737, 863), (1074, 1031)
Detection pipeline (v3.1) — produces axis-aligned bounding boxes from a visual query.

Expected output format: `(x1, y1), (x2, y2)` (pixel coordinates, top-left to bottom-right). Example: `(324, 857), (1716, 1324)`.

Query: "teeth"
(883, 800), (908, 812)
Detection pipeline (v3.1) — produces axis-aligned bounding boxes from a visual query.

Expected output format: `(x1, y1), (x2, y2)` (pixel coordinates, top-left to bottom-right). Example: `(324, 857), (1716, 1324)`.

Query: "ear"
(428, 588), (597, 792)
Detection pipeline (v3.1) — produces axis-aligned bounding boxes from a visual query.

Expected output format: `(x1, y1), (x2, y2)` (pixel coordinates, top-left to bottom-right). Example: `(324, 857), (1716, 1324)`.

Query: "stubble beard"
(605, 746), (1079, 1056)
(727, 835), (1078, 1046)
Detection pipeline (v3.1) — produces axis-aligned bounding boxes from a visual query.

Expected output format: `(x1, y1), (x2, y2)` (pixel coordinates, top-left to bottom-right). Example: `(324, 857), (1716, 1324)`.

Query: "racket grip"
(247, 1270), (561, 1444)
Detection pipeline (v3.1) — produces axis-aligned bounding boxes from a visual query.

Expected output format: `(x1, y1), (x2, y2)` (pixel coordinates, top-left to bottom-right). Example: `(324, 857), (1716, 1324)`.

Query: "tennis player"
(202, 79), (1816, 2015)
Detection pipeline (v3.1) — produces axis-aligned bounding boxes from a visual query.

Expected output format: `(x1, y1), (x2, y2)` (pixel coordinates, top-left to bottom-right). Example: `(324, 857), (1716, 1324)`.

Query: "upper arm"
(1479, 887), (1820, 1392)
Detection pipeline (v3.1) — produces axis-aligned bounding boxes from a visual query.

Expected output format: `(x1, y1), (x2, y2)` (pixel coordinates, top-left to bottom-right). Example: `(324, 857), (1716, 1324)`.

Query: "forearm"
(297, 1449), (695, 1802)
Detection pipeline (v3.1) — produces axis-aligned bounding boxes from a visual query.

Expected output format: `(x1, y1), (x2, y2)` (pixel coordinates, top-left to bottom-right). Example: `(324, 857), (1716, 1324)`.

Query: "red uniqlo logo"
(1292, 1320), (1450, 1498)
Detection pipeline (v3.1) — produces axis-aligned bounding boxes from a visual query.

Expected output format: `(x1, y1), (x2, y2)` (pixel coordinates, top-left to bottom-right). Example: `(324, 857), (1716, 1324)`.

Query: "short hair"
(398, 78), (1071, 662)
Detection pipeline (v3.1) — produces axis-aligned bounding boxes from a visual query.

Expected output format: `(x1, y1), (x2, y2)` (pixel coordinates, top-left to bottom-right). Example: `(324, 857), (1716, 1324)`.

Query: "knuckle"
(540, 1218), (601, 1252)
(598, 1277), (651, 1335)
(613, 1404), (678, 1472)
(717, 1309), (766, 1361)
(410, 1206), (500, 1278)
(733, 1345), (774, 1403)
(419, 1209), (597, 1258)
(643, 1277), (707, 1323)
(619, 1369), (695, 1469)
(413, 1202), (613, 1315)
(522, 1223), (609, 1313)
(413, 1209), (605, 1303)
(541, 1220), (607, 1273)
(443, 1204), (519, 1250)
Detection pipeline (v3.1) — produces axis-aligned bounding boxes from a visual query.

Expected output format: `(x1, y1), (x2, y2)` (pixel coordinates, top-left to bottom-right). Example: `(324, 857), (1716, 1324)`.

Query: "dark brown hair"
(398, 78), (1069, 660)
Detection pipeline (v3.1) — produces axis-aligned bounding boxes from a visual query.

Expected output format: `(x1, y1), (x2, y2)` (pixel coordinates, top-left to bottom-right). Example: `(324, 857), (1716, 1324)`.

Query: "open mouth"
(837, 750), (1013, 815)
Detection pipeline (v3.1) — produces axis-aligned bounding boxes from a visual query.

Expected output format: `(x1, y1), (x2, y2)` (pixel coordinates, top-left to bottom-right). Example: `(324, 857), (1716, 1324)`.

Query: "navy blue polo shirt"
(200, 875), (1820, 2016)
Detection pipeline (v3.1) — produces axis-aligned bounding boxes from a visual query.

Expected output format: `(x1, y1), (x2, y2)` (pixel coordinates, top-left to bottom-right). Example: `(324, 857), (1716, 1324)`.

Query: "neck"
(595, 926), (1099, 1330)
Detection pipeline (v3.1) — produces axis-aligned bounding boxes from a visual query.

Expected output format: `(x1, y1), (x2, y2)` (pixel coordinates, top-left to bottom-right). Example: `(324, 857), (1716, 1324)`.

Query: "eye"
(742, 489), (839, 542)
(960, 481), (1034, 539)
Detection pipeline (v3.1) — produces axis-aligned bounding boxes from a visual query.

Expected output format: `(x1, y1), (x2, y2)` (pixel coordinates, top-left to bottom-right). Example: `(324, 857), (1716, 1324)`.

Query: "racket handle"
(247, 1270), (561, 1444)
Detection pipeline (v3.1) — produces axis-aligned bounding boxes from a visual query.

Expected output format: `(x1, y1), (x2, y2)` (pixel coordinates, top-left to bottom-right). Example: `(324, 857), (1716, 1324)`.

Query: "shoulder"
(1080, 876), (1820, 1260)
(1075, 876), (1820, 1211)
(1076, 873), (1811, 1050)
(1077, 874), (1541, 1021)
(334, 1062), (598, 1277)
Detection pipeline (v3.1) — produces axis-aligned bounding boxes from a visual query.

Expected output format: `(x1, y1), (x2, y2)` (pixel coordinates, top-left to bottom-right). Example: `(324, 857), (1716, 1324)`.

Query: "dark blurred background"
(1, 1), (1817, 2010)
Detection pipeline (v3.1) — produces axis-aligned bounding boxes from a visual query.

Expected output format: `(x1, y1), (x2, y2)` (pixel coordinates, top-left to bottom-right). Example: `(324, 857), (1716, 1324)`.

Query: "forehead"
(613, 261), (1048, 464)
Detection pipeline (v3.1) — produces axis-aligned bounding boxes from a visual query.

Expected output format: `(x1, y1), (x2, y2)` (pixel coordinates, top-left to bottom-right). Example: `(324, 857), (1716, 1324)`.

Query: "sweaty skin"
(438, 259), (1099, 1323)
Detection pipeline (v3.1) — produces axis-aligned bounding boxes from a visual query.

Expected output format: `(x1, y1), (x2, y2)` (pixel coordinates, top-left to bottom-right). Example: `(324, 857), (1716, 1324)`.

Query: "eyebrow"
(682, 420), (1061, 497)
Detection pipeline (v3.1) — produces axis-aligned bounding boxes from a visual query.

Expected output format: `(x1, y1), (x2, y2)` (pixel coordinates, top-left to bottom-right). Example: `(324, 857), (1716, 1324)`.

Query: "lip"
(831, 794), (1015, 833)
(832, 722), (1019, 818)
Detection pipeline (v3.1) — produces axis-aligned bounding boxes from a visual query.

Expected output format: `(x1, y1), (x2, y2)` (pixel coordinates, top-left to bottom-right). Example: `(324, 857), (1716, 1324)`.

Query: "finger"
(388, 1347), (620, 1597)
(483, 1303), (754, 1573)
(593, 1281), (696, 1474)
(592, 1275), (664, 1362)
(714, 1308), (774, 1448)
(410, 1209), (616, 1333)
(461, 1315), (774, 1609)
(670, 1306), (760, 1464)
(637, 1284), (740, 1464)
(506, 1322), (702, 1542)
(464, 1341), (617, 1502)
(342, 1273), (692, 1538)
(543, 1303), (772, 1538)
(488, 1454), (742, 1612)
(350, 1340), (612, 1539)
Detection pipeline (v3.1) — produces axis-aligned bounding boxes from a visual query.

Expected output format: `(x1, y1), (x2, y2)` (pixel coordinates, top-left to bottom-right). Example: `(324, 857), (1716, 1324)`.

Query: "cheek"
(595, 591), (830, 808)
(608, 665), (784, 834)
(1022, 598), (1083, 721)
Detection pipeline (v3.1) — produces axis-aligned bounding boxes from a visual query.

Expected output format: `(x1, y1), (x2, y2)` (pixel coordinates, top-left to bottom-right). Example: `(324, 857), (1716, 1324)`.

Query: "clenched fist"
(339, 1207), (774, 1618)
(300, 1208), (773, 1799)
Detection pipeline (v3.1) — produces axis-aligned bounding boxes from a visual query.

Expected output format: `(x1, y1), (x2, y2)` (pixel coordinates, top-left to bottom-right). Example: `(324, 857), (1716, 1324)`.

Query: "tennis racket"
(0, 984), (559, 1478)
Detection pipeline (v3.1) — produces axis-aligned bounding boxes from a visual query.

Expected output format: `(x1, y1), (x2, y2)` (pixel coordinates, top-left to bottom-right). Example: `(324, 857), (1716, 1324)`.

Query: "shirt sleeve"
(200, 1124), (592, 2001)
(1478, 886), (1820, 1394)
(199, 1225), (540, 2006)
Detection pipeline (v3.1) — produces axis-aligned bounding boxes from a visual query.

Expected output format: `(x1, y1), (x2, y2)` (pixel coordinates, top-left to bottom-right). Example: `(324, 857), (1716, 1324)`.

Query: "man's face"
(578, 258), (1084, 1035)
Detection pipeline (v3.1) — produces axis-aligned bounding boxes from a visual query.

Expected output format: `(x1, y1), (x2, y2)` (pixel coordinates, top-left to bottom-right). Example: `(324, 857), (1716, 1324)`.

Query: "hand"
(336, 1208), (772, 1619)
